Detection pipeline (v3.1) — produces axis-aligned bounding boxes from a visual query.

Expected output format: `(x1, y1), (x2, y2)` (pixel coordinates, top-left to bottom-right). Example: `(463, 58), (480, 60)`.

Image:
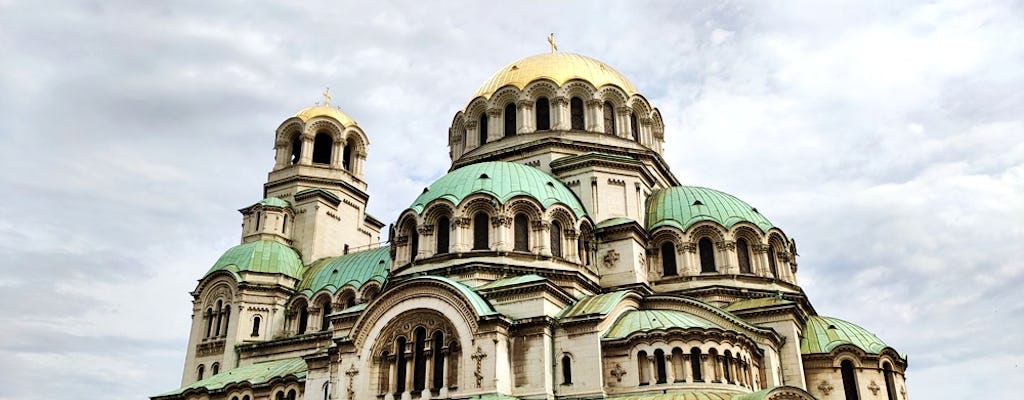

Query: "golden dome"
(293, 105), (357, 127)
(472, 52), (640, 99)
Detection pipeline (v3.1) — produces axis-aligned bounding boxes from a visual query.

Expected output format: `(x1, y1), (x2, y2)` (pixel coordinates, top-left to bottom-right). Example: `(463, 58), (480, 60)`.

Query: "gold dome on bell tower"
(292, 88), (358, 127)
(471, 52), (640, 100)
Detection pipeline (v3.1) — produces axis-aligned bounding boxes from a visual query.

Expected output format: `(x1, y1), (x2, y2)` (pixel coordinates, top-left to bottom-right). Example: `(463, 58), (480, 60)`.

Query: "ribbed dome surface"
(472, 52), (639, 99)
(800, 316), (890, 355)
(292, 104), (357, 127)
(646, 186), (773, 232)
(206, 240), (304, 280)
(604, 309), (724, 340)
(298, 246), (390, 295)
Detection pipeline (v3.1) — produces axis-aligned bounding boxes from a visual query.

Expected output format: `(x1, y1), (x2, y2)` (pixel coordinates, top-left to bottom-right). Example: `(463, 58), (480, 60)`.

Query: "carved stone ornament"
(610, 363), (627, 382)
(471, 346), (487, 387)
(345, 364), (359, 400)
(868, 380), (880, 395)
(818, 380), (834, 395)
(638, 254), (647, 271)
(603, 250), (620, 269)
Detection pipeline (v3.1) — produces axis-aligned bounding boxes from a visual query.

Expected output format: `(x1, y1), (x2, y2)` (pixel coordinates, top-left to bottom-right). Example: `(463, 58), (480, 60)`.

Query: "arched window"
(379, 351), (391, 395)
(211, 362), (220, 375)
(883, 362), (897, 400)
(297, 306), (309, 334)
(346, 295), (356, 308)
(513, 213), (529, 252)
(286, 389), (297, 400)
(561, 354), (572, 384)
(767, 244), (779, 278)
(654, 349), (667, 384)
(282, 214), (288, 234)
(290, 135), (301, 164)
(578, 228), (592, 266)
(214, 300), (224, 336)
(737, 238), (752, 274)
(222, 307), (230, 336)
(431, 331), (445, 390)
(447, 340), (460, 388)
(312, 132), (333, 164)
(243, 396), (250, 400)
(699, 238), (716, 273)
(251, 315), (261, 337)
(661, 242), (677, 276)
(197, 364), (205, 380)
(570, 97), (584, 130)
(536, 97), (550, 130)
(723, 350), (733, 383)
(323, 382), (329, 400)
(413, 327), (427, 391)
(232, 396), (239, 400)
(630, 112), (639, 140)
(473, 212), (489, 250)
(320, 300), (332, 331)
(603, 101), (616, 135)
(255, 212), (261, 231)
(408, 223), (419, 262)
(436, 216), (450, 255)
(503, 103), (516, 137)
(478, 113), (488, 145)
(276, 391), (285, 400)
(395, 337), (408, 393)
(637, 350), (650, 385)
(550, 220), (562, 258)
(690, 348), (703, 382)
(204, 308), (213, 338)
(342, 142), (352, 170)
(841, 359), (859, 399)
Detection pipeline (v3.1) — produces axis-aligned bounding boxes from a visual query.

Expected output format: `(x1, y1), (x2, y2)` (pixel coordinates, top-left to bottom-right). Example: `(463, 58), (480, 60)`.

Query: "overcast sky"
(1, 1), (1021, 399)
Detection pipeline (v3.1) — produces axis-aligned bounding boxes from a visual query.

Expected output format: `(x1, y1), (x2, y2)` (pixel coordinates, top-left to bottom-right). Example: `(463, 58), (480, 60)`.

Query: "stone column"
(617, 107), (631, 139)
(274, 139), (289, 169)
(585, 99), (602, 132)
(533, 220), (551, 256)
(517, 100), (533, 133)
(551, 97), (568, 130)
(664, 353), (675, 383)
(492, 215), (510, 252)
(402, 355), (414, 400)
(299, 133), (314, 165)
(487, 108), (501, 143)
(682, 355), (692, 382)
(331, 139), (344, 169)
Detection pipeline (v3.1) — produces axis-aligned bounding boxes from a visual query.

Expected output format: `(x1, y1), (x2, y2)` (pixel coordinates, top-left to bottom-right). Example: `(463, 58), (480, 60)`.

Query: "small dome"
(800, 315), (890, 355)
(646, 186), (773, 232)
(292, 104), (357, 127)
(298, 246), (390, 295)
(604, 309), (725, 340)
(472, 52), (639, 100)
(258, 197), (291, 208)
(206, 240), (304, 280)
(409, 161), (586, 217)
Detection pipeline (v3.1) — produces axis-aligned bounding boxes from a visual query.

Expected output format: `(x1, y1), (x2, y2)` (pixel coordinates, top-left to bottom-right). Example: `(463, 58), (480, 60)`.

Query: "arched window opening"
(478, 113), (488, 145)
(255, 212), (261, 231)
(841, 360), (859, 400)
(282, 214), (288, 234)
(346, 295), (356, 308)
(251, 316), (261, 337)
(286, 389), (297, 400)
(690, 348), (703, 382)
(197, 364), (205, 380)
(699, 238), (716, 273)
(232, 396), (239, 400)
(276, 391), (285, 400)
(536, 97), (551, 130)
(550, 220), (562, 258)
(570, 97), (584, 130)
(767, 244), (779, 278)
(561, 354), (572, 384)
(436, 216), (450, 255)
(320, 301), (332, 331)
(473, 212), (489, 250)
(342, 142), (353, 170)
(214, 300), (224, 336)
(513, 213), (529, 252)
(630, 112), (639, 140)
(503, 103), (516, 137)
(432, 331), (445, 390)
(204, 308), (213, 338)
(312, 132), (333, 164)
(578, 229), (592, 266)
(737, 238), (752, 274)
(243, 396), (250, 400)
(723, 350), (733, 383)
(323, 382), (329, 400)
(637, 350), (650, 386)
(603, 101), (616, 135)
(297, 306), (309, 334)
(396, 337), (408, 393)
(222, 307), (230, 336)
(671, 348), (685, 383)
(211, 362), (220, 375)
(654, 349), (667, 384)
(883, 362), (897, 400)
(412, 327), (427, 391)
(290, 135), (301, 165)
(661, 242), (677, 276)
(447, 340), (460, 389)
(378, 351), (391, 395)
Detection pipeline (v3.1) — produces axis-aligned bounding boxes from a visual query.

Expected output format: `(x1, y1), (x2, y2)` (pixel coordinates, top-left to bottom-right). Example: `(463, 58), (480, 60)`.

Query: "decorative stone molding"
(603, 250), (620, 269)
(491, 215), (512, 227)
(868, 380), (880, 395)
(417, 224), (433, 236)
(610, 363), (627, 382)
(608, 178), (626, 186)
(531, 220), (550, 231)
(681, 242), (697, 253)
(453, 217), (471, 228)
(471, 346), (487, 387)
(817, 380), (834, 395)
(345, 364), (359, 400)
(716, 240), (736, 251)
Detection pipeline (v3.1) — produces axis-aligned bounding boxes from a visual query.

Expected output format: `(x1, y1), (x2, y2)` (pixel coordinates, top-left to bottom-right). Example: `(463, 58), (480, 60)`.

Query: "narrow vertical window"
(723, 350), (733, 383)
(323, 382), (329, 400)
(661, 242), (677, 276)
(570, 97), (584, 130)
(215, 300), (224, 336)
(513, 214), (529, 252)
(432, 331), (445, 390)
(603, 101), (616, 135)
(630, 112), (639, 140)
(197, 364), (205, 380)
(211, 362), (220, 375)
(638, 351), (649, 385)
(413, 327), (427, 391)
(346, 295), (356, 308)
(699, 238), (716, 273)
(503, 103), (516, 137)
(767, 244), (779, 278)
(690, 348), (703, 382)
(561, 354), (572, 384)
(396, 337), (407, 393)
(290, 135), (301, 164)
(205, 308), (213, 338)
(222, 307), (230, 336)
(436, 217), (450, 255)
(883, 362), (897, 400)
(550, 220), (562, 258)
(408, 222), (419, 262)
(536, 97), (550, 130)
(251, 316), (261, 337)
(320, 300), (332, 331)
(737, 238), (752, 274)
(473, 212), (489, 250)
(379, 351), (391, 395)
(282, 214), (288, 234)
(312, 132), (333, 164)
(841, 359), (859, 400)
(287, 389), (296, 400)
(478, 113), (488, 145)
(342, 142), (352, 170)
(297, 306), (308, 334)
(654, 349), (667, 384)
(255, 212), (261, 231)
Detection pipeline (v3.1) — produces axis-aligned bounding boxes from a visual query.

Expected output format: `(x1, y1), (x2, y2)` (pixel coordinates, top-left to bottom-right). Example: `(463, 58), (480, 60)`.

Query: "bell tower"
(263, 89), (383, 263)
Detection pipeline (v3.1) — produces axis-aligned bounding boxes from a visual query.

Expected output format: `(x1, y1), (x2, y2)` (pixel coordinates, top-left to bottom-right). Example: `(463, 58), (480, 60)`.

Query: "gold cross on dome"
(322, 87), (332, 106)
(547, 33), (557, 53)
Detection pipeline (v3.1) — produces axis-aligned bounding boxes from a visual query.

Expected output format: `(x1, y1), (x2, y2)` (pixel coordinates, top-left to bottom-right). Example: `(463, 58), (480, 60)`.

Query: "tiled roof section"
(476, 274), (548, 290)
(409, 162), (587, 218)
(558, 290), (631, 319)
(646, 186), (773, 232)
(206, 240), (304, 280)
(258, 197), (291, 208)
(801, 315), (889, 355)
(604, 309), (724, 340)
(596, 217), (638, 229)
(724, 297), (795, 312)
(156, 357), (306, 397)
(298, 246), (390, 295)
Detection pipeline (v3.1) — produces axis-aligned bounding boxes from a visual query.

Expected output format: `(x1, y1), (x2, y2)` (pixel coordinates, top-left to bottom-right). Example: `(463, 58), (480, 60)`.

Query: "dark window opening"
(290, 136), (301, 164)
(413, 327), (427, 391)
(297, 307), (308, 334)
(197, 365), (205, 380)
(282, 214), (288, 234)
(215, 300), (224, 336)
(561, 354), (572, 384)
(603, 101), (616, 135)
(630, 112), (639, 140)
(768, 244), (779, 278)
(841, 360), (859, 399)
(638, 350), (649, 385)
(570, 97), (584, 130)
(251, 315), (261, 337)
(737, 238), (752, 274)
(211, 363), (219, 375)
(312, 132), (333, 164)
(432, 331), (445, 390)
(204, 308), (213, 338)
(536, 97), (550, 130)
(654, 349), (667, 384)
(222, 308), (230, 336)
(255, 212), (261, 231)
(436, 217), (450, 254)
(407, 222), (419, 261)
(690, 348), (703, 382)
(723, 351), (733, 383)
(396, 337), (407, 393)
(550, 220), (562, 258)
(661, 242), (677, 276)
(478, 114), (488, 145)
(342, 141), (353, 170)
(286, 389), (296, 400)
(503, 103), (516, 137)
(473, 212), (489, 250)
(883, 362), (897, 400)
(320, 301), (332, 331)
(699, 238), (716, 273)
(513, 214), (529, 252)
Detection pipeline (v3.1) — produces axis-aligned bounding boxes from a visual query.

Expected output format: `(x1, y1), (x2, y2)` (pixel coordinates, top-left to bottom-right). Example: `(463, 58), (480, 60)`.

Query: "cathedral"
(153, 48), (908, 400)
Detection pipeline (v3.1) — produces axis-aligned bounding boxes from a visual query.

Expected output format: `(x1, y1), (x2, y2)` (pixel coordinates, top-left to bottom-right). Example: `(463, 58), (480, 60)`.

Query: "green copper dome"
(409, 161), (586, 217)
(206, 240), (304, 280)
(800, 315), (889, 355)
(298, 246), (390, 295)
(646, 186), (773, 232)
(604, 309), (725, 340)
(258, 197), (291, 208)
